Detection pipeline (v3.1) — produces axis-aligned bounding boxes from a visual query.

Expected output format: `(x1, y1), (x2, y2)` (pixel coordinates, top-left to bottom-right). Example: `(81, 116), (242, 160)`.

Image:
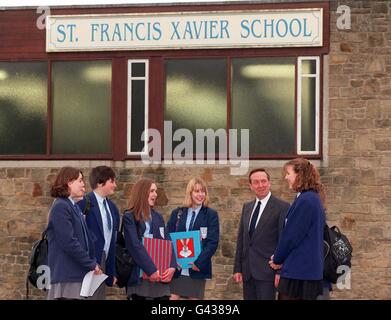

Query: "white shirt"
(93, 192), (113, 259)
(248, 192), (272, 231)
(143, 220), (153, 238)
(186, 205), (201, 231)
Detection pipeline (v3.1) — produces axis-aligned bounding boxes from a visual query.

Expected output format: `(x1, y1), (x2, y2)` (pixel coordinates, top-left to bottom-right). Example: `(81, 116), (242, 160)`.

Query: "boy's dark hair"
(89, 166), (116, 189)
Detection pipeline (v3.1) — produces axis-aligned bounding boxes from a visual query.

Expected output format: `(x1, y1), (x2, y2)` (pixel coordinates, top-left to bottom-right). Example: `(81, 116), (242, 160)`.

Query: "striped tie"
(103, 199), (112, 231)
(189, 211), (196, 231)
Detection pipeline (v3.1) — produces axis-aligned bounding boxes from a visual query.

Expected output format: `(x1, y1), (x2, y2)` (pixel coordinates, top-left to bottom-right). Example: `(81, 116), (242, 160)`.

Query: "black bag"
(115, 215), (140, 288)
(26, 230), (49, 299)
(323, 224), (353, 283)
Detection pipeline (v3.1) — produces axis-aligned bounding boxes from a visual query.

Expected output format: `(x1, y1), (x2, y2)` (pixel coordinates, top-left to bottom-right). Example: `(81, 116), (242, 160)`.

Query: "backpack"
(26, 229), (49, 299)
(323, 224), (353, 283)
(115, 213), (140, 288)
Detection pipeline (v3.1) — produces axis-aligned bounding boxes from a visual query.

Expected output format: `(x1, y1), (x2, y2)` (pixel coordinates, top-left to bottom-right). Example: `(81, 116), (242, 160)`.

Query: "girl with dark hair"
(47, 167), (102, 300)
(269, 158), (325, 300)
(123, 179), (176, 300)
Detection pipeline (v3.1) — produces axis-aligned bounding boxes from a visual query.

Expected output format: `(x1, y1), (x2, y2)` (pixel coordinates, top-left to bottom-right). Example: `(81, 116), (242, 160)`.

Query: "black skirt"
(277, 277), (323, 300)
(169, 275), (206, 299)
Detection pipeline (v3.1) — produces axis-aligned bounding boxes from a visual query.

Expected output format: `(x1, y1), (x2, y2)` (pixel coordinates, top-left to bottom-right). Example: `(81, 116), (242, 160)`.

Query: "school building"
(0, 0), (390, 299)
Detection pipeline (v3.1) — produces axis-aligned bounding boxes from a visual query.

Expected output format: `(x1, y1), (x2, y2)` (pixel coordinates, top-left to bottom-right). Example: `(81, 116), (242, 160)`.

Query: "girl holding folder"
(123, 178), (176, 300)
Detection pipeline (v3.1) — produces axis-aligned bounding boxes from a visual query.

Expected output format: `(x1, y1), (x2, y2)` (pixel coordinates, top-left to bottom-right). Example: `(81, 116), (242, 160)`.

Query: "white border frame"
(297, 56), (320, 155)
(127, 59), (149, 155)
(46, 8), (323, 52)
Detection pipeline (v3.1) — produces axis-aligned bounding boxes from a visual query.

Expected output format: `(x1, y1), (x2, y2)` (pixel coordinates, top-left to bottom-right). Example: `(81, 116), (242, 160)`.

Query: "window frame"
(127, 59), (149, 156)
(297, 56), (320, 155)
(0, 53), (324, 160)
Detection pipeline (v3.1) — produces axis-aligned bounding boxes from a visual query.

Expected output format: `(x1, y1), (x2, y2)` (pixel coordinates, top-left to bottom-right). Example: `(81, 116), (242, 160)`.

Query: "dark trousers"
(243, 277), (276, 300)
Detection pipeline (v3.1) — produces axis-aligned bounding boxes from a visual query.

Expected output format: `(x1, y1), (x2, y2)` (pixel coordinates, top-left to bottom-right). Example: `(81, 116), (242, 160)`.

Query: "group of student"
(46, 157), (327, 300)
(46, 166), (219, 300)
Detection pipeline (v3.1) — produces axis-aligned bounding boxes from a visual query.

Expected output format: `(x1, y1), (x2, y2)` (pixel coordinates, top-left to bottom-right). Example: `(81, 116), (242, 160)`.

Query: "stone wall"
(0, 0), (391, 300)
(326, 0), (391, 299)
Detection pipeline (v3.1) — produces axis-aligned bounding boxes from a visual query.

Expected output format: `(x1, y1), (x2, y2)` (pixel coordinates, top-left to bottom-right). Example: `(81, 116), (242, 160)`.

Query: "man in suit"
(233, 168), (290, 300)
(78, 166), (120, 299)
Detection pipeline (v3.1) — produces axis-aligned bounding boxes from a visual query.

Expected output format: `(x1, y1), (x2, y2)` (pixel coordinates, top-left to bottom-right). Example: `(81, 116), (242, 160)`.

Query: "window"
(165, 59), (227, 155)
(164, 56), (321, 158)
(0, 62), (47, 154)
(232, 57), (295, 155)
(52, 60), (112, 154)
(298, 57), (320, 154)
(127, 60), (148, 155)
(0, 56), (321, 160)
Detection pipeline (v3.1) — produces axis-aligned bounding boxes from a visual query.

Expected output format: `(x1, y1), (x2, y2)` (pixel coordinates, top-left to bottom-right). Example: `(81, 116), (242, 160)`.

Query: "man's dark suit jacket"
(234, 195), (290, 282)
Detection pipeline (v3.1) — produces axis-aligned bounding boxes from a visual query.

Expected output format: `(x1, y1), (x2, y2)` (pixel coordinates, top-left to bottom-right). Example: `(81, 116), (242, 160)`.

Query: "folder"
(169, 230), (201, 270)
(140, 237), (172, 280)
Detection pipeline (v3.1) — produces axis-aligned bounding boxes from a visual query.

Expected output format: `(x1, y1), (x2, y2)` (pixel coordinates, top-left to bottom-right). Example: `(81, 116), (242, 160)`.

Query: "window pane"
(301, 77), (316, 151)
(301, 60), (316, 74)
(52, 61), (111, 154)
(131, 63), (145, 77)
(165, 59), (227, 154)
(130, 80), (145, 152)
(0, 62), (47, 154)
(232, 57), (295, 154)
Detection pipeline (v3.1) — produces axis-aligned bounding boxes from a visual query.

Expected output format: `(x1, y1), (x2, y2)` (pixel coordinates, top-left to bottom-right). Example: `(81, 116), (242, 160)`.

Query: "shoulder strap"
(82, 194), (91, 215)
(175, 207), (185, 232)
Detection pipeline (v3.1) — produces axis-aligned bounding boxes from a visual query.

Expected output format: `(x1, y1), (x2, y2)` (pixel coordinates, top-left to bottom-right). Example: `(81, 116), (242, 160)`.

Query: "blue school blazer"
(167, 206), (220, 280)
(123, 209), (176, 286)
(47, 197), (96, 284)
(273, 190), (325, 280)
(78, 192), (120, 286)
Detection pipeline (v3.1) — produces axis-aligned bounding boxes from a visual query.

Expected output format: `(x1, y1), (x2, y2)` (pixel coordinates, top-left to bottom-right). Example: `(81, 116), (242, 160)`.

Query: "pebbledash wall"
(0, 0), (390, 300)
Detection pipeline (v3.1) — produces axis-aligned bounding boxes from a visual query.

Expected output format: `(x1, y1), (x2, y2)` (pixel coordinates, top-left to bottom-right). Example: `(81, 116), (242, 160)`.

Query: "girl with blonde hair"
(167, 177), (220, 300)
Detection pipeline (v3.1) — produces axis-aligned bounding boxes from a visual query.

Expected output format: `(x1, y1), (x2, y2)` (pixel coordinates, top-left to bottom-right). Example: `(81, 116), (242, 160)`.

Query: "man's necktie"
(189, 211), (196, 231)
(103, 199), (112, 231)
(249, 201), (261, 238)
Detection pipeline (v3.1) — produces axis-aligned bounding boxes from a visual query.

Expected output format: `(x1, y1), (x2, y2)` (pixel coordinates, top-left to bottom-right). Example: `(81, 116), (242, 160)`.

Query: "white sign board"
(46, 9), (323, 52)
